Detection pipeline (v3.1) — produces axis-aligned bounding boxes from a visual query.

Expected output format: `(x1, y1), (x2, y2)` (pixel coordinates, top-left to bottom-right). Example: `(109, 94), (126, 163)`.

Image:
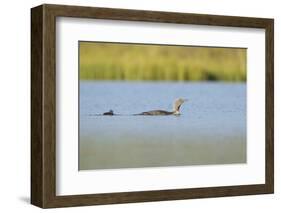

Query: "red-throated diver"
(136, 98), (187, 116)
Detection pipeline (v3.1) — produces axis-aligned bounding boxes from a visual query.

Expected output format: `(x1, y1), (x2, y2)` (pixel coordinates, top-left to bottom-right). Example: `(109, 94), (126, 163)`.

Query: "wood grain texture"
(31, 5), (43, 207)
(31, 4), (274, 208)
(265, 20), (274, 193)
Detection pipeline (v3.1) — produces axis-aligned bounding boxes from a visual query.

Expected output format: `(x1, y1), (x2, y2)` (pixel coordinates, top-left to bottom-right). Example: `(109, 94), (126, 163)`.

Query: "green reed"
(79, 42), (246, 82)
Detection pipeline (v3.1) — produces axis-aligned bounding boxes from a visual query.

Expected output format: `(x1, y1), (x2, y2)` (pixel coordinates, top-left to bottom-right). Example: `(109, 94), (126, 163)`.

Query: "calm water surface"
(79, 81), (246, 170)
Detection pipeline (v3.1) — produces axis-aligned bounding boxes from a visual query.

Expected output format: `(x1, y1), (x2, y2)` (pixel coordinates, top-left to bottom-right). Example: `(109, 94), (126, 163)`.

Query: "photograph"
(79, 41), (247, 170)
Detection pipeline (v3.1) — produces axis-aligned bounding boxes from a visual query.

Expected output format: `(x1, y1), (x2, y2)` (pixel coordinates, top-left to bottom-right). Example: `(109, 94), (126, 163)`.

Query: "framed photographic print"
(31, 4), (274, 208)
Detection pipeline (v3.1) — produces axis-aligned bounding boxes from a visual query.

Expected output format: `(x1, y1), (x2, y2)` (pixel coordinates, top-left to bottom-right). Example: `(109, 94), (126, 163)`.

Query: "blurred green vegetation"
(79, 42), (246, 81)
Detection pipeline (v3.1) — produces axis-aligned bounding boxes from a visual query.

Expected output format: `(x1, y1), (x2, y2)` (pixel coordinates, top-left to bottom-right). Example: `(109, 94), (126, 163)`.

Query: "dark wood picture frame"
(31, 4), (274, 208)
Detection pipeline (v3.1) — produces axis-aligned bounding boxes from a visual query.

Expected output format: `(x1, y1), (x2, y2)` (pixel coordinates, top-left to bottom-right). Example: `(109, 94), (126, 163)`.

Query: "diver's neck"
(173, 110), (180, 115)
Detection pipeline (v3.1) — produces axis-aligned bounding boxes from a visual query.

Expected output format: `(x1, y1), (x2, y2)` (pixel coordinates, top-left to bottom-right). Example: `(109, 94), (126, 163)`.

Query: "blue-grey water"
(79, 81), (246, 170)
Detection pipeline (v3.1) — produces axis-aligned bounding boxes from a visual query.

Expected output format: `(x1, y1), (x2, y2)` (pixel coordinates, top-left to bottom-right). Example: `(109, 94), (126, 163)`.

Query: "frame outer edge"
(265, 19), (274, 193)
(42, 4), (57, 208)
(31, 5), (44, 208)
(43, 3), (272, 28)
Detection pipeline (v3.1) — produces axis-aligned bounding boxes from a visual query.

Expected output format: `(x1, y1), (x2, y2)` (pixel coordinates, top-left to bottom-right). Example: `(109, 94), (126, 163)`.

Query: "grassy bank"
(79, 42), (246, 81)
